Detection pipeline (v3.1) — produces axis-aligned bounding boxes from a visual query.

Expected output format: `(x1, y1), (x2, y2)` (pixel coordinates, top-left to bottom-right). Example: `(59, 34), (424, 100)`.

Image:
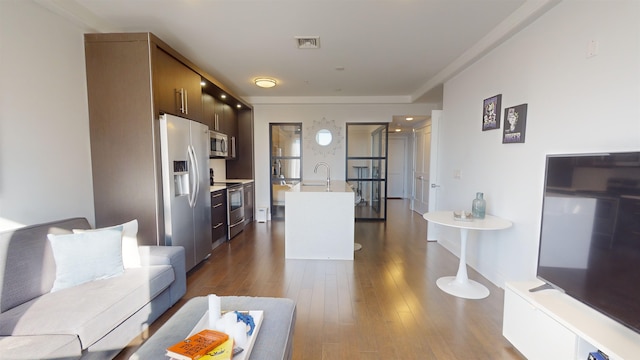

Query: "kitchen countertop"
(209, 179), (253, 192)
(227, 179), (254, 184)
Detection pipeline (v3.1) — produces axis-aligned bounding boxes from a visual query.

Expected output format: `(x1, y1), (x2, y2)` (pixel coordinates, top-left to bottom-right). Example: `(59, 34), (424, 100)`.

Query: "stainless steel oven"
(226, 183), (245, 238)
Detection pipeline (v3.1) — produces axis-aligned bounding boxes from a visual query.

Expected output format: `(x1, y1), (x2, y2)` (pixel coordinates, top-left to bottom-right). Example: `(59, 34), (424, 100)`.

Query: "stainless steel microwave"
(210, 130), (228, 158)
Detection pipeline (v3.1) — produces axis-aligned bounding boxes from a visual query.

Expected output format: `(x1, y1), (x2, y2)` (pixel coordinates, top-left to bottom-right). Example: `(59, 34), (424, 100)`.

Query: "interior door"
(346, 123), (388, 220)
(387, 136), (406, 198)
(269, 124), (302, 220)
(412, 124), (431, 214)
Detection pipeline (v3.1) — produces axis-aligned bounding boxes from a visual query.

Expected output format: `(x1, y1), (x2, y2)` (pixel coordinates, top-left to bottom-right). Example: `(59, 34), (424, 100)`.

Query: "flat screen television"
(536, 151), (640, 334)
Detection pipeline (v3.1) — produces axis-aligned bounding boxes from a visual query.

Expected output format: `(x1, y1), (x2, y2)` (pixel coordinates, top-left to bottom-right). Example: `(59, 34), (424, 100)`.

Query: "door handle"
(431, 184), (440, 188)
(192, 145), (200, 206)
(187, 145), (199, 208)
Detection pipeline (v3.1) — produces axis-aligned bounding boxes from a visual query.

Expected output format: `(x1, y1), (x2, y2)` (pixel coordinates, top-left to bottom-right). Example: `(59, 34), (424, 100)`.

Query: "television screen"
(537, 152), (640, 334)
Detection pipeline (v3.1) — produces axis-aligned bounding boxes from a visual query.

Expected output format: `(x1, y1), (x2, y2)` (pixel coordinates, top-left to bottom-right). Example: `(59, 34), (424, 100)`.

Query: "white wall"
(0, 1), (95, 230)
(437, 1), (640, 287)
(253, 103), (437, 217)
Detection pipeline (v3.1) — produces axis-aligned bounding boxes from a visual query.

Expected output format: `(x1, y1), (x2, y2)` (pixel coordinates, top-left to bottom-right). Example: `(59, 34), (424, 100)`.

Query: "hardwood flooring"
(116, 199), (523, 360)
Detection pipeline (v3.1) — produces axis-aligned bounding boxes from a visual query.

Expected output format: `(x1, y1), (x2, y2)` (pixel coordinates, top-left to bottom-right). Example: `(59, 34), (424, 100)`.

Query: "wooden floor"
(116, 199), (523, 360)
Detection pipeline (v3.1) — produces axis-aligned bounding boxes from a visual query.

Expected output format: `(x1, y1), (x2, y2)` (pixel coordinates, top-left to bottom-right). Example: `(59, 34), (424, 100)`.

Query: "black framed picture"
(482, 94), (502, 131)
(502, 103), (527, 144)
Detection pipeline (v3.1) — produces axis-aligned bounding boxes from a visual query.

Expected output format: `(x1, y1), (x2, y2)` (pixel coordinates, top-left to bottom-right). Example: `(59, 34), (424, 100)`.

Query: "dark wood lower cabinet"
(244, 182), (254, 226)
(211, 189), (227, 246)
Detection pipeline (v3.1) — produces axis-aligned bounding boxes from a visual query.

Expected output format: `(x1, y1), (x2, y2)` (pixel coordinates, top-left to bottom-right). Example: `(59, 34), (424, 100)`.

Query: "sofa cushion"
(0, 265), (174, 349)
(0, 218), (90, 313)
(48, 229), (124, 292)
(73, 219), (142, 269)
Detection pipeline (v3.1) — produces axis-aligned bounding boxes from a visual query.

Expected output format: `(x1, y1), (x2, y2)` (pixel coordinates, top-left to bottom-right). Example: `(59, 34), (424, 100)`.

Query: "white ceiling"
(40, 0), (557, 108)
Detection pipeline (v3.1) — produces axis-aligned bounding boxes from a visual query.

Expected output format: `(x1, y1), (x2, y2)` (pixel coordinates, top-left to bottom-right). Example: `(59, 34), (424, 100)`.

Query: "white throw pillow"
(74, 219), (141, 268)
(48, 229), (124, 292)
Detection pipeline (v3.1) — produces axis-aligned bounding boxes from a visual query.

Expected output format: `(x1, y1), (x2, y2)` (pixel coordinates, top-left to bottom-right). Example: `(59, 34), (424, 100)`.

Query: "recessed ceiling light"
(255, 78), (277, 88)
(405, 117), (414, 121)
(395, 128), (402, 132)
(236, 104), (242, 109)
(220, 94), (227, 99)
(200, 81), (206, 86)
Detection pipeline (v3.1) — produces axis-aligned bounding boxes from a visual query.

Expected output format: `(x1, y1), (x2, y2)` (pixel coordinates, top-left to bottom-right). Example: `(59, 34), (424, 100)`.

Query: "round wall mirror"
(306, 118), (343, 156)
(315, 129), (333, 146)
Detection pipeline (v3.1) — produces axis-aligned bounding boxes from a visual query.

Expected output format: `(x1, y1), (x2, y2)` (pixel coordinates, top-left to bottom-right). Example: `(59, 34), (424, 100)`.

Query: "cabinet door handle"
(184, 88), (188, 114)
(213, 223), (223, 229)
(177, 88), (185, 114)
(213, 203), (223, 208)
(231, 136), (236, 158)
(212, 193), (223, 198)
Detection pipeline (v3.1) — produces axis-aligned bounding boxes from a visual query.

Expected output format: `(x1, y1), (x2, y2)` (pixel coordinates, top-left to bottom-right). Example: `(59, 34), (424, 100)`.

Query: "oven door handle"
(229, 217), (245, 228)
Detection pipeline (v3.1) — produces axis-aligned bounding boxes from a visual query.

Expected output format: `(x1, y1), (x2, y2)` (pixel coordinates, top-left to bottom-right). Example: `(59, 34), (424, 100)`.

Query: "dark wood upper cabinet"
(213, 97), (225, 132)
(222, 104), (238, 138)
(202, 92), (216, 130)
(202, 78), (241, 160)
(153, 47), (203, 122)
(226, 109), (254, 179)
(202, 79), (234, 136)
(221, 104), (238, 159)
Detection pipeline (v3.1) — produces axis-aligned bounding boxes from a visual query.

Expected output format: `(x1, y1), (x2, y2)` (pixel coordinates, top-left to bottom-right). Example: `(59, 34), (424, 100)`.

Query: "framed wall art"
(502, 103), (528, 144)
(482, 94), (502, 131)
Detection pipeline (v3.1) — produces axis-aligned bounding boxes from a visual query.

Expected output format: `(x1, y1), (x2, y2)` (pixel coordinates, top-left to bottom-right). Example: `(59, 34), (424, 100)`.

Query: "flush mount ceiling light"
(255, 78), (277, 88)
(405, 117), (414, 121)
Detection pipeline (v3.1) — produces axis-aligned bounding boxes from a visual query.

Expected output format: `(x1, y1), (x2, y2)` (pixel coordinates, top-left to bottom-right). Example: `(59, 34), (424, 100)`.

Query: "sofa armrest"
(138, 246), (186, 306)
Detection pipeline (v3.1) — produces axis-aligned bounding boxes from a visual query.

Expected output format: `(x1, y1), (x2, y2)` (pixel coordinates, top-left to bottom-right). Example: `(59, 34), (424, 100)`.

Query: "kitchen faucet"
(314, 162), (331, 190)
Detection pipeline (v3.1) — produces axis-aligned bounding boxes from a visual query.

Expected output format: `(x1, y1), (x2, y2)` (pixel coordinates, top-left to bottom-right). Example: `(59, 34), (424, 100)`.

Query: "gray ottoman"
(130, 296), (296, 360)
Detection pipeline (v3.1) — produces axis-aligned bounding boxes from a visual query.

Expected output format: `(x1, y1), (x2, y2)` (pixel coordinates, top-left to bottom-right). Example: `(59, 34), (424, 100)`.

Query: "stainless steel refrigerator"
(159, 114), (212, 270)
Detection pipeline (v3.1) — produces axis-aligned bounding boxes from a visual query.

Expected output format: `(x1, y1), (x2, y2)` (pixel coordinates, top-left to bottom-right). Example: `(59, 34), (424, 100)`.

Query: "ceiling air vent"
(295, 36), (320, 49)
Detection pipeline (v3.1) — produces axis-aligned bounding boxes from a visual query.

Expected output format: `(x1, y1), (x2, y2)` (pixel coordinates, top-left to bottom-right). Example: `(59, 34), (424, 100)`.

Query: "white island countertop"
(285, 180), (355, 260)
(289, 180), (353, 193)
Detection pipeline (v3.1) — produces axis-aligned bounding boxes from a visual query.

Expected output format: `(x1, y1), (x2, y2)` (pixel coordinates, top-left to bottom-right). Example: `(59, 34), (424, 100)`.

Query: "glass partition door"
(346, 123), (388, 220)
(270, 123), (302, 220)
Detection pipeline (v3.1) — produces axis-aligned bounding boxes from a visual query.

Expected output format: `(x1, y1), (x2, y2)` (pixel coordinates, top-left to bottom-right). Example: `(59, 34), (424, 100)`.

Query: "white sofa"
(0, 217), (186, 360)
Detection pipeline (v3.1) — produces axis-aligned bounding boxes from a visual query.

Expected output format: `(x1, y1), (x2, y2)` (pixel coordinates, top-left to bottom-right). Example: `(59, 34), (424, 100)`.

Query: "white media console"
(503, 281), (640, 360)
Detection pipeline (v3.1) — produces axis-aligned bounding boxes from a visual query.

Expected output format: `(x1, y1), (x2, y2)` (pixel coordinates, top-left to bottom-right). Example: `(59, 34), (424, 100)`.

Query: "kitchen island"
(285, 181), (355, 260)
